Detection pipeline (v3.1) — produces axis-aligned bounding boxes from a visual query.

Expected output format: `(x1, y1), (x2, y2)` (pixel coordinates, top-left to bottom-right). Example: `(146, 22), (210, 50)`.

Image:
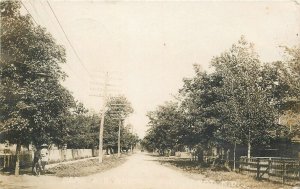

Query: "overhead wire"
(44, 1), (125, 96)
(46, 0), (94, 80)
(17, 1), (125, 116)
(28, 0), (44, 24)
(19, 0), (91, 94)
(20, 0), (38, 25)
(34, 0), (91, 84)
(20, 1), (123, 105)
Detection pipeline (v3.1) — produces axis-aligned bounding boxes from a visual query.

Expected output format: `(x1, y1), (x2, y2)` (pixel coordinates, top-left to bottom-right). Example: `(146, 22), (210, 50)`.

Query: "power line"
(38, 0), (56, 26)
(20, 0), (91, 97)
(46, 0), (93, 79)
(24, 1), (124, 114)
(28, 0), (44, 24)
(21, 0), (90, 85)
(35, 1), (89, 84)
(20, 0), (38, 25)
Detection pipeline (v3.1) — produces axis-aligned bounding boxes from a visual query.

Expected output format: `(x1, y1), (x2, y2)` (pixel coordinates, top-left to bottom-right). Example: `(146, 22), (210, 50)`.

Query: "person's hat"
(41, 144), (48, 147)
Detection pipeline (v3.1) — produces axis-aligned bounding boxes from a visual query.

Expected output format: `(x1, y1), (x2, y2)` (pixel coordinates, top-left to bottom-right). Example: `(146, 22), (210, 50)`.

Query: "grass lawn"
(158, 157), (298, 189)
(46, 154), (128, 177)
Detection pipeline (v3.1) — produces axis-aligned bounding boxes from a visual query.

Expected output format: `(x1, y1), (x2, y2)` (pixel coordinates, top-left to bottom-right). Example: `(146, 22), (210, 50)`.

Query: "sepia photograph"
(0, 0), (300, 188)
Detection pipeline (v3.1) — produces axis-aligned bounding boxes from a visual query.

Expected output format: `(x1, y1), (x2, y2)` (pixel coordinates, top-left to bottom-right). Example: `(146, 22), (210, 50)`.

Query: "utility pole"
(118, 119), (122, 158)
(98, 109), (105, 163)
(130, 125), (134, 154)
(90, 70), (123, 162)
(110, 102), (127, 158)
(98, 72), (109, 163)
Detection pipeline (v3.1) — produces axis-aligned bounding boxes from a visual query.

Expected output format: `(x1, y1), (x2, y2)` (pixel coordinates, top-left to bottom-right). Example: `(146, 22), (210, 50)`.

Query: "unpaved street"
(0, 153), (235, 189)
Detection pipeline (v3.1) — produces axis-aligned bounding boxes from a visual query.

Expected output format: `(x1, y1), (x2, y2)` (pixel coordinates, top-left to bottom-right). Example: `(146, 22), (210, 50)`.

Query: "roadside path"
(47, 156), (98, 169)
(0, 153), (235, 189)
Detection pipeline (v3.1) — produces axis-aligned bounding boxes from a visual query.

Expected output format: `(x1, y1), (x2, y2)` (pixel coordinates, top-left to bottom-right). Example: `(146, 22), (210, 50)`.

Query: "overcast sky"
(22, 0), (300, 138)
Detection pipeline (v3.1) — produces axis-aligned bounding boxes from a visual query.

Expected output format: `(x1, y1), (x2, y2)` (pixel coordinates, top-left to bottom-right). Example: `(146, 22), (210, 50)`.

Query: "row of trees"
(67, 97), (139, 153)
(142, 37), (300, 162)
(1, 1), (73, 175)
(0, 1), (138, 175)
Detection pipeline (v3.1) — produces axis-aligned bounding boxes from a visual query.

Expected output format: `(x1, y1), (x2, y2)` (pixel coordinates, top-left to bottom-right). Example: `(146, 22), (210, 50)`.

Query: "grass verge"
(46, 154), (128, 177)
(158, 158), (297, 189)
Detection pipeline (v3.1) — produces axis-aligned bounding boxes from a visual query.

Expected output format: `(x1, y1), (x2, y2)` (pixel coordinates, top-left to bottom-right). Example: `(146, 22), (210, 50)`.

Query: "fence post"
(3, 156), (6, 168)
(282, 161), (286, 184)
(298, 160), (300, 181)
(268, 158), (272, 180)
(256, 158), (260, 180)
(239, 157), (242, 173)
(7, 155), (10, 169)
(246, 157), (249, 174)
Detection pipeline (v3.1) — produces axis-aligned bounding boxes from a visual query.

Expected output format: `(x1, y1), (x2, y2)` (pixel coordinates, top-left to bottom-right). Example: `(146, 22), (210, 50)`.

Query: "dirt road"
(0, 153), (235, 189)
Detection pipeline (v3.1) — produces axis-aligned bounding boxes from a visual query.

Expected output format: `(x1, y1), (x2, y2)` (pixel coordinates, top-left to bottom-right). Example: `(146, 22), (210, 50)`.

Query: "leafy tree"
(144, 37), (294, 162)
(141, 130), (157, 152)
(180, 66), (225, 161)
(64, 98), (137, 153)
(121, 124), (139, 152)
(0, 0), (74, 175)
(211, 37), (282, 158)
(144, 101), (184, 155)
(284, 46), (300, 94)
(66, 102), (100, 149)
(276, 46), (300, 137)
(103, 96), (133, 153)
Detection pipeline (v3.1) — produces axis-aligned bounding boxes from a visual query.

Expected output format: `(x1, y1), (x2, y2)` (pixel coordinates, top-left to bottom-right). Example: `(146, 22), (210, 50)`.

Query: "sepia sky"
(22, 0), (300, 137)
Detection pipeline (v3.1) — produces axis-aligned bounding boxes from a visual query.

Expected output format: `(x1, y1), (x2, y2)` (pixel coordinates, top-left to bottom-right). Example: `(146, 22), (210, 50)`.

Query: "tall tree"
(103, 96), (133, 153)
(66, 102), (100, 149)
(284, 46), (300, 94)
(0, 0), (74, 175)
(211, 37), (280, 158)
(276, 46), (300, 136)
(121, 124), (139, 152)
(143, 37), (297, 162)
(145, 101), (183, 155)
(180, 66), (224, 161)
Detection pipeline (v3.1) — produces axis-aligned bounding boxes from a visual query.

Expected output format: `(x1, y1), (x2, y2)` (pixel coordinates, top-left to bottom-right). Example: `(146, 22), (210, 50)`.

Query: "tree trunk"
(233, 141), (236, 171)
(15, 143), (21, 176)
(247, 141), (251, 158)
(247, 128), (251, 158)
(161, 149), (165, 156)
(225, 148), (230, 166)
(197, 149), (204, 163)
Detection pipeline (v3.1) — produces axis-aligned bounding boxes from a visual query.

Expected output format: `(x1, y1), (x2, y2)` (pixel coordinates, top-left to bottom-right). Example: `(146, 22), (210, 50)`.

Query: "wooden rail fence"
(239, 157), (300, 183)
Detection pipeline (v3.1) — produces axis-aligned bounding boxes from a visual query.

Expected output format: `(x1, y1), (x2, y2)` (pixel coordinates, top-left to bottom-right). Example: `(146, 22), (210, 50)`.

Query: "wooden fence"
(0, 149), (100, 171)
(0, 151), (33, 170)
(239, 156), (300, 183)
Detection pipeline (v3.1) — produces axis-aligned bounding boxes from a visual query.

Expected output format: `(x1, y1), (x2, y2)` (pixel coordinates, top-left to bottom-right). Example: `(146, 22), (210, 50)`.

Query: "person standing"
(40, 144), (49, 171)
(32, 147), (40, 174)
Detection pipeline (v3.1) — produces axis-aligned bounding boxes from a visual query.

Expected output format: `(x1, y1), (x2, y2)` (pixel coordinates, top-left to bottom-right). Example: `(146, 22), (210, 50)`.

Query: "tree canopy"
(143, 102), (184, 154)
(142, 37), (299, 159)
(0, 0), (74, 148)
(103, 96), (135, 153)
(65, 97), (138, 152)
